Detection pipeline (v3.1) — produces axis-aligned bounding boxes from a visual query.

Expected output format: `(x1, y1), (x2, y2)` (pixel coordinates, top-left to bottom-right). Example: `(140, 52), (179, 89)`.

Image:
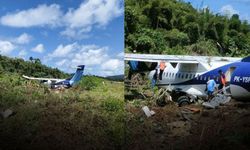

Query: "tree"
(125, 0), (250, 57)
(185, 22), (200, 43)
(165, 29), (189, 47)
(229, 14), (241, 31)
(125, 6), (139, 35)
(29, 57), (33, 63)
(34, 58), (41, 64)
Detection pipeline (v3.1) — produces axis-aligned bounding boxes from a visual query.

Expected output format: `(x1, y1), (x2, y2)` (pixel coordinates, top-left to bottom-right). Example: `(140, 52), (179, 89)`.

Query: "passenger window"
(166, 73), (168, 77)
(178, 73), (181, 78)
(189, 74), (192, 79)
(185, 74), (188, 79)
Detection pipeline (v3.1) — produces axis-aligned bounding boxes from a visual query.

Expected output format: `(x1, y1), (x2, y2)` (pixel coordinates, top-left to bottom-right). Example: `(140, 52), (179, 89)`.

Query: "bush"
(185, 39), (219, 55)
(135, 35), (155, 53)
(165, 29), (189, 47)
(78, 76), (99, 90)
(101, 98), (124, 112)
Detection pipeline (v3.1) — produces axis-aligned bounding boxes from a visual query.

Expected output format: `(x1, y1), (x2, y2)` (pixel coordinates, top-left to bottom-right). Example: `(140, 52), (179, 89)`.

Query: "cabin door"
(225, 67), (236, 82)
(225, 67), (236, 94)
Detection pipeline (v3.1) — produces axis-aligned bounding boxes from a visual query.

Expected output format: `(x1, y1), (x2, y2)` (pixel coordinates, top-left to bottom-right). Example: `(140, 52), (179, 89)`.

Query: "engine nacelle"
(43, 80), (52, 85)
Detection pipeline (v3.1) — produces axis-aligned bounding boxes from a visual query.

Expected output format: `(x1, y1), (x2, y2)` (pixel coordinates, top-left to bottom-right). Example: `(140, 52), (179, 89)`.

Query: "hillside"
(0, 60), (125, 149)
(0, 55), (68, 78)
(106, 75), (124, 81)
(125, 0), (250, 57)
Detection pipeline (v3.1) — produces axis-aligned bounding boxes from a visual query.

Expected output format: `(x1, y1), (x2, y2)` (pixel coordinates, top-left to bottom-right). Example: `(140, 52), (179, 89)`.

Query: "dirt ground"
(0, 101), (122, 150)
(125, 99), (250, 150)
(1, 98), (249, 150)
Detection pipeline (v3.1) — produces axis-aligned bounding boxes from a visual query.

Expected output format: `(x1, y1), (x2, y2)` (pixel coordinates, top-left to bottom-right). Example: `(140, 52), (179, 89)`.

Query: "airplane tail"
(69, 65), (85, 86)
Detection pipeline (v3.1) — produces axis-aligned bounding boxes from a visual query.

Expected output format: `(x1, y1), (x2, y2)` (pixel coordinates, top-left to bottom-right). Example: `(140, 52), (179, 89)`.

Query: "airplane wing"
(22, 75), (64, 82)
(125, 53), (199, 64)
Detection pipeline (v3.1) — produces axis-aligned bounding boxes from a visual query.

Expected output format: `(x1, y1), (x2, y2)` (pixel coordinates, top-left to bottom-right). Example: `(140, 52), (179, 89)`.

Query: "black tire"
(156, 96), (167, 107)
(177, 96), (190, 107)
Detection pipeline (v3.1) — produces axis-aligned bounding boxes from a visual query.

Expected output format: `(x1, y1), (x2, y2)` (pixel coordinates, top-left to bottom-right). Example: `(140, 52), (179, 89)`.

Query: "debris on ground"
(183, 106), (201, 113)
(0, 109), (14, 119)
(142, 106), (155, 117)
(202, 94), (231, 109)
(181, 113), (192, 121)
(127, 98), (250, 150)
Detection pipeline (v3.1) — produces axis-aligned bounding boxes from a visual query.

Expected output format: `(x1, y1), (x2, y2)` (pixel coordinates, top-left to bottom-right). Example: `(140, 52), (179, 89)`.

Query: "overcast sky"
(0, 0), (124, 77)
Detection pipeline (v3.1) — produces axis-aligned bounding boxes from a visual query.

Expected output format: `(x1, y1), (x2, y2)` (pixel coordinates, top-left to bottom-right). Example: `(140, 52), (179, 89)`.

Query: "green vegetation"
(125, 0), (250, 57)
(0, 55), (68, 78)
(0, 56), (125, 149)
(78, 75), (106, 90)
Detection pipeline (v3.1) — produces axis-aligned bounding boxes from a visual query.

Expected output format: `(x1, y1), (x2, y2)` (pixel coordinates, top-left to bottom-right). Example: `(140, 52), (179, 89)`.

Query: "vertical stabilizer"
(69, 65), (85, 86)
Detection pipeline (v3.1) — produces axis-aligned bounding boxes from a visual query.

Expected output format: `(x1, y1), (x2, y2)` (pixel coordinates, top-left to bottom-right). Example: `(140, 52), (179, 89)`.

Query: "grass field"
(0, 73), (125, 150)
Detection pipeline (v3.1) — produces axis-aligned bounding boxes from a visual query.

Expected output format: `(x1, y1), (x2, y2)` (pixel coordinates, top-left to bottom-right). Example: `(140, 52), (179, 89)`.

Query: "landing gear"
(154, 88), (171, 107)
(155, 92), (191, 107)
(156, 96), (167, 107)
(177, 96), (190, 107)
(170, 90), (192, 107)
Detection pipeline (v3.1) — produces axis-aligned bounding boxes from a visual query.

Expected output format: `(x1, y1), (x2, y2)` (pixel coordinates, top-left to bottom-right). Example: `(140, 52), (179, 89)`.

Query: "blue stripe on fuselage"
(53, 80), (71, 87)
(157, 62), (250, 92)
(230, 62), (250, 91)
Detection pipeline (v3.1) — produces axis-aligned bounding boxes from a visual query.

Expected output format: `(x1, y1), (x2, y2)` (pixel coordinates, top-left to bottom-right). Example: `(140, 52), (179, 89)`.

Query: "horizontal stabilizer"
(77, 65), (85, 70)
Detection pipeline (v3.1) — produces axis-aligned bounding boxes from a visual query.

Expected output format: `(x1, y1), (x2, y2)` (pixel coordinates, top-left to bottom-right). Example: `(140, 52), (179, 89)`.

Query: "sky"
(183, 0), (250, 22)
(0, 0), (124, 77)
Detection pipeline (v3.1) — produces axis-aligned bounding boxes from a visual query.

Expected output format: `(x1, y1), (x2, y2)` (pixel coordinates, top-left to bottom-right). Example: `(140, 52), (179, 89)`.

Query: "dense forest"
(125, 0), (250, 57)
(0, 55), (68, 78)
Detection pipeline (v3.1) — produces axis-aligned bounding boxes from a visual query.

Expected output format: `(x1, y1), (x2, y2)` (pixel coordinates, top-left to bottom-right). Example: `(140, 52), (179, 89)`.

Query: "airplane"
(125, 53), (250, 106)
(23, 65), (85, 89)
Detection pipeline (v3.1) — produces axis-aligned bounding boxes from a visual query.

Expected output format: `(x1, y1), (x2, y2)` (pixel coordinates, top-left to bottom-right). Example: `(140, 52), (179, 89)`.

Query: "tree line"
(0, 55), (68, 78)
(125, 0), (250, 57)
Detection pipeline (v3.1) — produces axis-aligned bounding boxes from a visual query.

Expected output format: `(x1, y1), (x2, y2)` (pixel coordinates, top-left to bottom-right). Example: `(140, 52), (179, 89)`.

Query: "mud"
(126, 99), (250, 150)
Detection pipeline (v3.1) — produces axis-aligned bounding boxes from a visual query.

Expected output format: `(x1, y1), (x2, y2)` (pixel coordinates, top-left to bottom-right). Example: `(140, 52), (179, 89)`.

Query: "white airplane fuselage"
(148, 58), (250, 100)
(23, 65), (85, 89)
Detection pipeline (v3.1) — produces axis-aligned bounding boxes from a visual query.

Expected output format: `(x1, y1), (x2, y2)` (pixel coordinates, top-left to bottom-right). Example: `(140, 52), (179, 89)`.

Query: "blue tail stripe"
(70, 65), (85, 85)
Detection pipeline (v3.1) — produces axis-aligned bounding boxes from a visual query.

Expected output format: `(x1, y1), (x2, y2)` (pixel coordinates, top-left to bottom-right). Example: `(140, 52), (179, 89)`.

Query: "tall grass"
(0, 73), (125, 149)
